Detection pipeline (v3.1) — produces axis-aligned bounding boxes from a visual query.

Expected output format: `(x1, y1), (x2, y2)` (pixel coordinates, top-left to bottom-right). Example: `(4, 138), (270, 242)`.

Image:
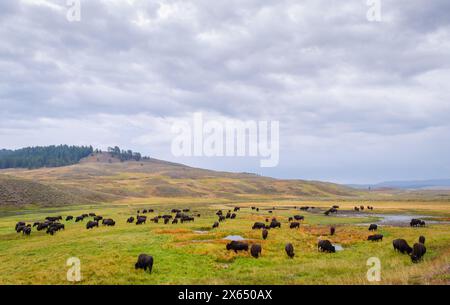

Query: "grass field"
(0, 200), (449, 285)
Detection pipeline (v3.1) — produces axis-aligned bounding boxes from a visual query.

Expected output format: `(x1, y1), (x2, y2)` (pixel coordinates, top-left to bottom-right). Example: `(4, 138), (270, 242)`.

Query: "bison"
(94, 216), (103, 222)
(127, 217), (135, 223)
(367, 234), (383, 242)
(66, 216), (74, 221)
(212, 221), (219, 229)
(75, 216), (84, 222)
(330, 226), (336, 236)
(270, 220), (281, 229)
(136, 216), (147, 225)
(419, 235), (425, 244)
(250, 244), (262, 258)
(290, 222), (300, 229)
(393, 239), (412, 255)
(226, 241), (249, 253)
(252, 222), (266, 230)
(102, 219), (116, 226)
(135, 254), (154, 273)
(293, 215), (304, 221)
(368, 224), (378, 231)
(285, 243), (295, 258)
(86, 221), (99, 229)
(318, 240), (335, 253)
(262, 229), (268, 240)
(411, 243), (426, 263)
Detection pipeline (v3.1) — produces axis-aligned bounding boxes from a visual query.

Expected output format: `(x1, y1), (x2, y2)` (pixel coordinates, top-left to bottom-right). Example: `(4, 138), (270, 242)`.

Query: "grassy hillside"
(0, 153), (362, 206)
(0, 175), (112, 207)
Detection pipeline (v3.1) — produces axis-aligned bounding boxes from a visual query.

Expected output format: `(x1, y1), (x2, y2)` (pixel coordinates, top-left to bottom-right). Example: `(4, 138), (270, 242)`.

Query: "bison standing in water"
(411, 243), (426, 263)
(318, 240), (335, 253)
(135, 254), (154, 273)
(250, 244), (262, 258)
(393, 239), (412, 255)
(285, 243), (295, 258)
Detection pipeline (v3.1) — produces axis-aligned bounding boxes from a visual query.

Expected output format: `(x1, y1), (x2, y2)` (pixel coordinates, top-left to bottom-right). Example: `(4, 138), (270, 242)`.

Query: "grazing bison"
(172, 219), (178, 224)
(15, 222), (26, 231)
(135, 254), (154, 273)
(94, 216), (103, 222)
(230, 213), (236, 219)
(288, 217), (293, 222)
(46, 216), (62, 222)
(330, 226), (336, 236)
(136, 216), (147, 225)
(75, 216), (84, 222)
(332, 205), (339, 209)
(127, 217), (135, 223)
(226, 241), (249, 253)
(318, 240), (335, 253)
(285, 243), (295, 258)
(226, 212), (231, 219)
(290, 222), (300, 229)
(293, 215), (304, 221)
(66, 216), (73, 221)
(360, 206), (364, 210)
(250, 244), (262, 258)
(218, 216), (226, 222)
(183, 209), (190, 212)
(262, 229), (268, 240)
(37, 222), (50, 231)
(86, 221), (99, 229)
(354, 207), (360, 211)
(89, 213), (96, 217)
(411, 243), (426, 263)
(419, 236), (425, 244)
(368, 224), (378, 231)
(164, 218), (170, 225)
(212, 221), (219, 229)
(252, 222), (266, 230)
(22, 226), (31, 236)
(270, 220), (281, 229)
(368, 234), (383, 242)
(393, 239), (413, 255)
(102, 219), (116, 226)
(234, 207), (240, 212)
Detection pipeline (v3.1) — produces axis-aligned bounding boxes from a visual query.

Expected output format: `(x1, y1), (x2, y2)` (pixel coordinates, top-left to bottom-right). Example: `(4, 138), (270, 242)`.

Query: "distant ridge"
(348, 179), (450, 190)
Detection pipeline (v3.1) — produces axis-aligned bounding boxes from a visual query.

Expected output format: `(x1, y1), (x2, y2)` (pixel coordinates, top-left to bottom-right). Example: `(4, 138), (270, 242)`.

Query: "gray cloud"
(0, 0), (449, 183)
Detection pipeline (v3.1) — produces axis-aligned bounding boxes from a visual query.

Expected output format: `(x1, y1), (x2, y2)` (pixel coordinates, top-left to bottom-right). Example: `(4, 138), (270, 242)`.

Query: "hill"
(0, 175), (112, 207)
(0, 152), (362, 206)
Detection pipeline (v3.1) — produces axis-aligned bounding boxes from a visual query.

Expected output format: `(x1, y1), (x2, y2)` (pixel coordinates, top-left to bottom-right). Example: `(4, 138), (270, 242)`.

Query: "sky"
(1, 0), (449, 184)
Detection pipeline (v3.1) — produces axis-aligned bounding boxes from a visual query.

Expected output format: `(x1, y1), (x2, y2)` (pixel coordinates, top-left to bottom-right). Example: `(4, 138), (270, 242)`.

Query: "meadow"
(0, 199), (449, 285)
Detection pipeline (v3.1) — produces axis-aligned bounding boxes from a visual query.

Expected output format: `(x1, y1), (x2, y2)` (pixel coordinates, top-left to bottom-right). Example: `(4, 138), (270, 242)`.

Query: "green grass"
(0, 201), (449, 285)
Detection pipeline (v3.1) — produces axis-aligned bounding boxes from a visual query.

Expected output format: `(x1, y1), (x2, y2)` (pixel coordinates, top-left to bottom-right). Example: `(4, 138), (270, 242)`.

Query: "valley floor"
(0, 200), (449, 285)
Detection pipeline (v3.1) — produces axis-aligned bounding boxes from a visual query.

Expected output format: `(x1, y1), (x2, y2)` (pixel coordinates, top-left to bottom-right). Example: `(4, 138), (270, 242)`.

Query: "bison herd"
(13, 204), (431, 278)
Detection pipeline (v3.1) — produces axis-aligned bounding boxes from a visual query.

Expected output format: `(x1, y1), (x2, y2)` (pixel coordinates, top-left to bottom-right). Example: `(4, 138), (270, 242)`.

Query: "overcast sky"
(1, 0), (449, 184)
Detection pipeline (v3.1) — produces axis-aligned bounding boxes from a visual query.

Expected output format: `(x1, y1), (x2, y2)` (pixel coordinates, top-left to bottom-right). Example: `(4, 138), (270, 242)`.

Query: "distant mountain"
(348, 179), (450, 190)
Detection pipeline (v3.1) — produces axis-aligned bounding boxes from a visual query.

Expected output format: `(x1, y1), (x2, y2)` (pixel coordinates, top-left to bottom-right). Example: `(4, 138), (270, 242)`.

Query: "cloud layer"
(1, 0), (449, 183)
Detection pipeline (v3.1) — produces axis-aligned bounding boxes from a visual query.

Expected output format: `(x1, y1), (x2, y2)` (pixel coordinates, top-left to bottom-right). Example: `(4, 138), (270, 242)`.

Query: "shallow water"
(337, 213), (449, 226)
(223, 235), (245, 241)
(333, 244), (344, 251)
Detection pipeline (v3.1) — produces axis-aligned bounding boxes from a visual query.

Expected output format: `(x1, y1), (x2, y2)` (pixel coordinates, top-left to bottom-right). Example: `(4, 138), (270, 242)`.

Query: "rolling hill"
(0, 152), (362, 206)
